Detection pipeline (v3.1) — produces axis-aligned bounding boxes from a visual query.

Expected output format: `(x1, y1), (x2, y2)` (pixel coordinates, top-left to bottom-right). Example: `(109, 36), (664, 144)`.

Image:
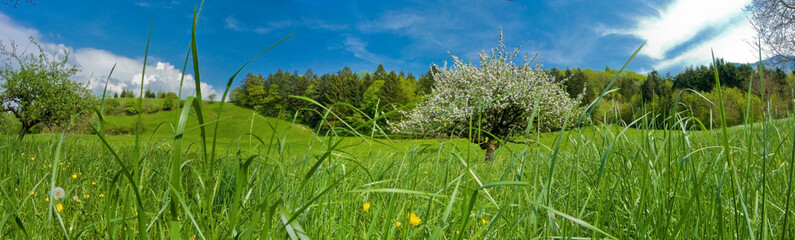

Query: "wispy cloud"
(225, 15), (347, 34)
(0, 12), (41, 44)
(224, 16), (243, 31)
(654, 20), (757, 70)
(358, 11), (424, 32)
(627, 0), (752, 60)
(343, 36), (401, 65)
(253, 20), (293, 34)
(134, 1), (179, 8)
(304, 19), (348, 31)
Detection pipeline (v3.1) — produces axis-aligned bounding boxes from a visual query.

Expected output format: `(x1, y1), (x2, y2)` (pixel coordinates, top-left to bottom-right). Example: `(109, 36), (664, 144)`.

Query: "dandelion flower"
(395, 221), (402, 227)
(91, 181), (96, 186)
(409, 213), (421, 226)
(482, 218), (488, 225)
(99, 193), (104, 198)
(29, 191), (34, 196)
(51, 187), (65, 201)
(56, 203), (63, 212)
(84, 194), (89, 199)
(30, 157), (34, 161)
(363, 202), (371, 212)
(71, 174), (78, 180)
(45, 197), (49, 202)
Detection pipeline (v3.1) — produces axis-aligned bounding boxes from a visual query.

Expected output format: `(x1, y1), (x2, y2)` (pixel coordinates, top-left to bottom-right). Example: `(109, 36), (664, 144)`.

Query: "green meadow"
(2, 4), (795, 240)
(2, 96), (795, 239)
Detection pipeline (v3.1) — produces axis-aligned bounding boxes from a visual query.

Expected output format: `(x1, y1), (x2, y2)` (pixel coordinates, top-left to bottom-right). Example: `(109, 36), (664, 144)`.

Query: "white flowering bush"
(392, 32), (583, 161)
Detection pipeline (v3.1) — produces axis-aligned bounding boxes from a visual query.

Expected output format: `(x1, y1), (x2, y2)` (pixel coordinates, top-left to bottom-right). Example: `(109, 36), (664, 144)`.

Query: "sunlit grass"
(1, 4), (795, 240)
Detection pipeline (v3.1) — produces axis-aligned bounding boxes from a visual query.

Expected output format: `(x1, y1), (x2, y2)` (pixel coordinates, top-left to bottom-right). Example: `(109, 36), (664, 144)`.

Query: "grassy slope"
(94, 102), (315, 153)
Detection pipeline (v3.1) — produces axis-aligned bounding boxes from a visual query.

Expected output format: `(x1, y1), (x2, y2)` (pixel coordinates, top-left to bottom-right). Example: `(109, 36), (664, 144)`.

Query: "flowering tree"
(392, 33), (583, 161)
(0, 37), (93, 140)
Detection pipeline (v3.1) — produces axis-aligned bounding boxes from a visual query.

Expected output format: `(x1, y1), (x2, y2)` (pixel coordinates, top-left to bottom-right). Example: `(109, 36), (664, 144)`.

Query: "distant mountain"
(733, 55), (795, 72)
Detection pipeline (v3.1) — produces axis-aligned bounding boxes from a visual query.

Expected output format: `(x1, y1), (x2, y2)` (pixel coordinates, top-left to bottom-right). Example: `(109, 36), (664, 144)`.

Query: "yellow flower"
(29, 191), (34, 196)
(84, 194), (89, 199)
(71, 174), (78, 180)
(30, 157), (34, 161)
(45, 197), (49, 202)
(56, 203), (63, 212)
(99, 193), (105, 198)
(482, 218), (488, 225)
(409, 213), (421, 226)
(363, 202), (371, 212)
(92, 181), (97, 186)
(395, 221), (402, 227)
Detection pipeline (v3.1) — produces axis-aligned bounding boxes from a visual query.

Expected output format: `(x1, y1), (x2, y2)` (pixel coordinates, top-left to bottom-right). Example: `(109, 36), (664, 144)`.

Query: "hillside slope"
(102, 101), (315, 144)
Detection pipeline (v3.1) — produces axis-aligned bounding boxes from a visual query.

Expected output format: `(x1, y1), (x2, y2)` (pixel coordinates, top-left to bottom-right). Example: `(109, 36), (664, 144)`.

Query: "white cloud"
(0, 12), (41, 44)
(343, 36), (402, 65)
(72, 48), (215, 98)
(629, 0), (752, 59)
(0, 12), (217, 99)
(654, 21), (757, 70)
(224, 16), (243, 31)
(358, 11), (425, 32)
(225, 15), (347, 34)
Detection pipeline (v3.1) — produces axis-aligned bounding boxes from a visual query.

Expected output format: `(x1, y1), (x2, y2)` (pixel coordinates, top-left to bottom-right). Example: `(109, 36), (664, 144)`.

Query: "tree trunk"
(18, 125), (27, 141)
(480, 138), (500, 162)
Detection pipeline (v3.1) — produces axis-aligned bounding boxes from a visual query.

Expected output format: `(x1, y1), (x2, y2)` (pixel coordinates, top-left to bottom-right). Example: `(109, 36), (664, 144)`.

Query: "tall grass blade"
(712, 49), (754, 240)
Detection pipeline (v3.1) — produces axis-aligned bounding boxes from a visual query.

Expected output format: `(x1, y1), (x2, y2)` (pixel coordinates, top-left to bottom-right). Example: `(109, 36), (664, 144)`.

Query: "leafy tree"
(393, 34), (583, 161)
(236, 73), (266, 108)
(162, 92), (178, 110)
(144, 88), (156, 98)
(641, 70), (661, 102)
(120, 89), (135, 98)
(563, 68), (587, 102)
(208, 93), (217, 103)
(0, 37), (93, 140)
(229, 87), (241, 104)
(416, 66), (438, 95)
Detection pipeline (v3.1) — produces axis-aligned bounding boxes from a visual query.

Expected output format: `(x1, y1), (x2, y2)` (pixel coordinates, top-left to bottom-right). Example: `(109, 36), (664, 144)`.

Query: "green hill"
(101, 101), (315, 146)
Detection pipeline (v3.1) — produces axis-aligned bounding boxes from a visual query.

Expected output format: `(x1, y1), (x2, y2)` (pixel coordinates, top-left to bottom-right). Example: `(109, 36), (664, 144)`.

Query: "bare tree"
(1, 0), (36, 7)
(747, 0), (795, 63)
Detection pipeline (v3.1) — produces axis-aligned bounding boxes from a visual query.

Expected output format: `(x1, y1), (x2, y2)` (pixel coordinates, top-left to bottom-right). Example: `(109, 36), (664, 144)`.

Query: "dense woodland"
(230, 59), (794, 132)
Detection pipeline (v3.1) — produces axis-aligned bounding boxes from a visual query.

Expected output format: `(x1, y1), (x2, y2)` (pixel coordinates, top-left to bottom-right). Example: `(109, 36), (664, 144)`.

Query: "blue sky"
(0, 0), (758, 97)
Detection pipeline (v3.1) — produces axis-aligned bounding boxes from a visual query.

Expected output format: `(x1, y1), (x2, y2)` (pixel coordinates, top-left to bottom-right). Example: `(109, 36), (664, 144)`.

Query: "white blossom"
(392, 31), (583, 142)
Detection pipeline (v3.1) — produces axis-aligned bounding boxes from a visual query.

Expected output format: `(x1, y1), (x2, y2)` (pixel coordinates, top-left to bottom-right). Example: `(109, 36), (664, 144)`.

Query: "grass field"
(1, 7), (794, 239)
(2, 98), (795, 239)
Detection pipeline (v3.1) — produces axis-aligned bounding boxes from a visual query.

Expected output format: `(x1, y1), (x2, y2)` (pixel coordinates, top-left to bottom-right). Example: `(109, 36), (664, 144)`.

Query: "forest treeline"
(229, 59), (794, 132)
